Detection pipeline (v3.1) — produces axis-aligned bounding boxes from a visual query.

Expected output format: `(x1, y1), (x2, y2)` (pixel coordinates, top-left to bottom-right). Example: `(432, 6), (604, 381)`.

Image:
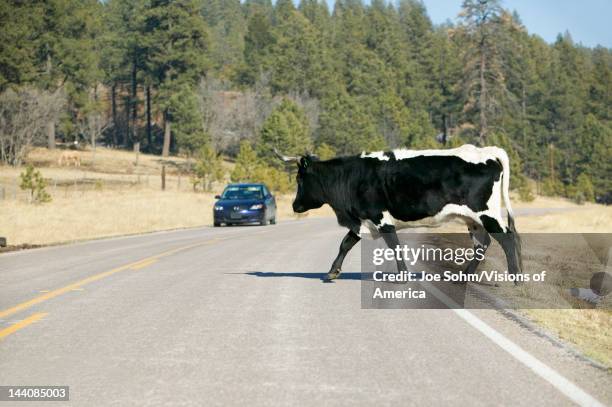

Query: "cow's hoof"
(326, 270), (341, 281)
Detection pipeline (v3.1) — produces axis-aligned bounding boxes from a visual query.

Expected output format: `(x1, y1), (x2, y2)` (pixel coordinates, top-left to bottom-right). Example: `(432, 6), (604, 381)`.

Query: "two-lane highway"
(0, 218), (610, 406)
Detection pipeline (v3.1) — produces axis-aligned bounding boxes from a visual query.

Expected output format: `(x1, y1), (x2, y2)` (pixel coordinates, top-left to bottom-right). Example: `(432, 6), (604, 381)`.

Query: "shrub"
(518, 183), (535, 202)
(231, 140), (294, 194)
(314, 143), (336, 160)
(231, 141), (260, 183)
(575, 173), (595, 203)
(541, 178), (564, 197)
(19, 164), (51, 204)
(253, 165), (293, 194)
(258, 99), (312, 166)
(193, 145), (225, 192)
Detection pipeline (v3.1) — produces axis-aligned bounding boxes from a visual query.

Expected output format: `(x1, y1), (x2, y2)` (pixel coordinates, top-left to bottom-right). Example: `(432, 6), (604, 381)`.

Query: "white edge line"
(423, 282), (605, 407)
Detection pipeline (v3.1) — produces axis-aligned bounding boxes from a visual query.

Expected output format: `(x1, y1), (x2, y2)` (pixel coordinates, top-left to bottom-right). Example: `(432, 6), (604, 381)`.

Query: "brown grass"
(0, 189), (336, 246)
(2, 190), (213, 245)
(0, 147), (333, 245)
(524, 309), (612, 368)
(26, 146), (192, 175)
(515, 205), (612, 233)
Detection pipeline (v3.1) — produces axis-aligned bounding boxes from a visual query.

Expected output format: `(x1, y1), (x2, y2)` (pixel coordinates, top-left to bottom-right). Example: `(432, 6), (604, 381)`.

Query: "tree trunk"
(123, 95), (129, 147)
(47, 120), (55, 150)
(130, 60), (138, 147)
(478, 50), (487, 146)
(134, 141), (140, 166)
(146, 86), (152, 149)
(45, 50), (55, 150)
(442, 113), (448, 145)
(111, 84), (118, 147)
(91, 86), (98, 166)
(161, 165), (166, 191)
(162, 111), (171, 157)
(521, 83), (527, 146)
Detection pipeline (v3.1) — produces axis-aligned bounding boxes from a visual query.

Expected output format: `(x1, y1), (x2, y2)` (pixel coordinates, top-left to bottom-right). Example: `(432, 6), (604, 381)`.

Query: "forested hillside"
(0, 0), (610, 200)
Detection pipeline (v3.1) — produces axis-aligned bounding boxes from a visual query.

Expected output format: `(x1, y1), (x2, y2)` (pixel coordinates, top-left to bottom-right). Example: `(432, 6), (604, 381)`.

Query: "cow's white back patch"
(360, 144), (506, 166)
(359, 144), (512, 234)
(393, 144), (505, 165)
(360, 151), (390, 161)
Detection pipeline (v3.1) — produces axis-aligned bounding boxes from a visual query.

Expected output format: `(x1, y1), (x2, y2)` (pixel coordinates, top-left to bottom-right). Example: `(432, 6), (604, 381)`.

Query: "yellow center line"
(0, 313), (48, 340)
(129, 258), (158, 270)
(0, 240), (214, 320)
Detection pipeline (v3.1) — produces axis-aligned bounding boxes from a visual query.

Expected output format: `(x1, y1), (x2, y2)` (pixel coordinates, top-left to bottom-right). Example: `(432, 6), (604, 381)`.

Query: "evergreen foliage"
(0, 0), (610, 197)
(193, 144), (224, 191)
(19, 164), (52, 204)
(258, 99), (312, 164)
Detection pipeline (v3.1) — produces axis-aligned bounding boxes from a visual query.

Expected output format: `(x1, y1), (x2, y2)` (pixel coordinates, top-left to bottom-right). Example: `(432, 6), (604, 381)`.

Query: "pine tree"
(231, 140), (261, 182)
(193, 144), (225, 191)
(203, 0), (246, 80)
(258, 99), (312, 165)
(241, 11), (275, 85)
(0, 1), (42, 90)
(456, 0), (507, 145)
(140, 0), (210, 157)
(268, 11), (326, 96)
(576, 114), (611, 195)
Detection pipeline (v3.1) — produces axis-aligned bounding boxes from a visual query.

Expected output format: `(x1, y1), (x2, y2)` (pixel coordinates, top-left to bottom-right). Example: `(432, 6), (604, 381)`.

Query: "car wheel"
(214, 222), (221, 227)
(270, 217), (276, 225)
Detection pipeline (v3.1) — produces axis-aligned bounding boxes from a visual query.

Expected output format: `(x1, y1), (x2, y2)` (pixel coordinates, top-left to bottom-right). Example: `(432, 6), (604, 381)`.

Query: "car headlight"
(214, 205), (224, 211)
(250, 204), (264, 210)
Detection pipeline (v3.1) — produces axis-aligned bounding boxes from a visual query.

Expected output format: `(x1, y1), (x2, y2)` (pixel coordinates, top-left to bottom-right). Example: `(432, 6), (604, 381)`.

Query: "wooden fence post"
(161, 165), (166, 191)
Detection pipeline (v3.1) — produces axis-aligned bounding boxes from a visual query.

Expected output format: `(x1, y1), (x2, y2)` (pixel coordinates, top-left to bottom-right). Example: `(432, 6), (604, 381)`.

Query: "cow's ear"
(300, 156), (308, 168)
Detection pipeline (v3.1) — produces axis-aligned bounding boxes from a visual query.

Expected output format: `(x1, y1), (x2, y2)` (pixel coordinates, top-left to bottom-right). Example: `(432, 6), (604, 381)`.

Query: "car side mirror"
(214, 195), (221, 199)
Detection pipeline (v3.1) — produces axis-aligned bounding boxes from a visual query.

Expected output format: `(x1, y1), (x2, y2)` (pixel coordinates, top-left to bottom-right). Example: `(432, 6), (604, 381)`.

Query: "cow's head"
(275, 149), (324, 213)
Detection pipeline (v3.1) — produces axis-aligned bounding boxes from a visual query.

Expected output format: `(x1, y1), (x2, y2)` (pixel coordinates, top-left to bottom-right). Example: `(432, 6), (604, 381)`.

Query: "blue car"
(213, 183), (277, 227)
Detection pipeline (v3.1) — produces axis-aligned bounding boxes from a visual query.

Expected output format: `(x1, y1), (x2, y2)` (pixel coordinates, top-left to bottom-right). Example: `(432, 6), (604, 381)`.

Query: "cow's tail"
(496, 147), (515, 228)
(496, 147), (523, 275)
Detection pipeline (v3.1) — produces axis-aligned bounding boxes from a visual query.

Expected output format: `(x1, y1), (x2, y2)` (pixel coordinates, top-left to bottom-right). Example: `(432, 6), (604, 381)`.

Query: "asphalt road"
(0, 217), (610, 406)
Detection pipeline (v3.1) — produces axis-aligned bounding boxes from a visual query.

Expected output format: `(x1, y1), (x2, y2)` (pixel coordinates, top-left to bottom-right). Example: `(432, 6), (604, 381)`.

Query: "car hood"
(215, 199), (263, 207)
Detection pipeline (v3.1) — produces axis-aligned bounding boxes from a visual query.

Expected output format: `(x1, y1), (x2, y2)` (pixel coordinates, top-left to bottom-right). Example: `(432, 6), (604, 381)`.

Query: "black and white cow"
(277, 144), (522, 281)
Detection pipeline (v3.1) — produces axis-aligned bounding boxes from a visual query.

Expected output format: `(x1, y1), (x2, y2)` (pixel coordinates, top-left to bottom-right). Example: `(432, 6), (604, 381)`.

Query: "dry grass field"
(461, 233), (612, 368)
(0, 146), (332, 246)
(1, 146), (610, 367)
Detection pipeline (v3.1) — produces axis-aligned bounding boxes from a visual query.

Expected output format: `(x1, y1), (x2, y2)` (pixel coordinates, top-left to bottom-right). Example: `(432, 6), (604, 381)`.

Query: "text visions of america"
(371, 245), (545, 283)
(372, 270), (545, 284)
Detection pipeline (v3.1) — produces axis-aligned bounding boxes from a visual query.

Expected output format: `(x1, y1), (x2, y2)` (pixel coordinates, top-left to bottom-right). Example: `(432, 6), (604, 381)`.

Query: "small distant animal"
(58, 151), (81, 167)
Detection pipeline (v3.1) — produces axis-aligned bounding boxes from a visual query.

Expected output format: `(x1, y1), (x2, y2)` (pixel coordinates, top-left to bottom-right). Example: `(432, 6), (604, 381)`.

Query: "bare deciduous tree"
(0, 88), (65, 166)
(76, 86), (111, 165)
(196, 76), (276, 156)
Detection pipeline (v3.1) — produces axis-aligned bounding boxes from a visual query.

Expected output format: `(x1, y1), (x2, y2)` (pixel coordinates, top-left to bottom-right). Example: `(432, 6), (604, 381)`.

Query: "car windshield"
(221, 186), (263, 200)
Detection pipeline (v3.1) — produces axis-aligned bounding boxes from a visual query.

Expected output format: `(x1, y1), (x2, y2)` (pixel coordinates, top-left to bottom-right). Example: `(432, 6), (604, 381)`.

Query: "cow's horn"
(274, 148), (299, 162)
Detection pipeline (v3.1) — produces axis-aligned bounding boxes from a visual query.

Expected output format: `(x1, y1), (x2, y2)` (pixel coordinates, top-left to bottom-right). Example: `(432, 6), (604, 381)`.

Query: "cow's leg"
(464, 222), (491, 276)
(327, 230), (361, 280)
(480, 215), (522, 284)
(378, 224), (409, 274)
